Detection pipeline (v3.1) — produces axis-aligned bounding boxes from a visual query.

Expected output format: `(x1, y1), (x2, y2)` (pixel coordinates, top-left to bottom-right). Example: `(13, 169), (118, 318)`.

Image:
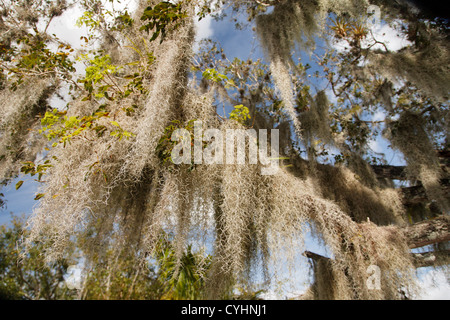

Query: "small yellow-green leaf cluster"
(110, 120), (136, 141)
(39, 106), (134, 147)
(202, 68), (236, 88)
(229, 105), (251, 124)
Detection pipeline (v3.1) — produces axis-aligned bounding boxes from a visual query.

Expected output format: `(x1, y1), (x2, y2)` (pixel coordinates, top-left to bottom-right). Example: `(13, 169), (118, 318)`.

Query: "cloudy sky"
(1, 1), (448, 300)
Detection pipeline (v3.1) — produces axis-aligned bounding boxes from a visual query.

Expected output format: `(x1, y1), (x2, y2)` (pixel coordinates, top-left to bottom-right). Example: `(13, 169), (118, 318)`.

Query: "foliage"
(1, 31), (75, 89)
(39, 106), (135, 148)
(140, 1), (189, 43)
(77, 10), (102, 32)
(80, 246), (163, 300)
(80, 233), (213, 300)
(330, 16), (368, 42)
(194, 40), (287, 123)
(14, 102), (135, 193)
(0, 215), (75, 300)
(202, 68), (227, 83)
(155, 236), (212, 300)
(156, 119), (196, 166)
(0, 216), (212, 300)
(76, 0), (136, 41)
(78, 54), (120, 100)
(229, 104), (251, 124)
(0, 1), (76, 87)
(1, 0), (449, 301)
(15, 160), (53, 198)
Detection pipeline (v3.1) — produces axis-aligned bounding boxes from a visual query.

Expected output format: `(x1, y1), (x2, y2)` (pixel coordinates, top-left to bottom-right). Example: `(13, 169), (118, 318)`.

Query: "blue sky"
(1, 1), (448, 299)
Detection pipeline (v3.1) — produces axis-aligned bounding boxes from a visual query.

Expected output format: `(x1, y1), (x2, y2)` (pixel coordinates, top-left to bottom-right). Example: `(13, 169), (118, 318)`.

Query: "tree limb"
(371, 149), (450, 181)
(411, 249), (450, 268)
(303, 215), (450, 264)
(372, 164), (407, 180)
(404, 215), (450, 249)
(304, 248), (450, 269)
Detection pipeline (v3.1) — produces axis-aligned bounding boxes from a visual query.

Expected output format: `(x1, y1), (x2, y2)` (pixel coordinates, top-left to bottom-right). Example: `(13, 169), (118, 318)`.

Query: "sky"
(1, 1), (448, 300)
(199, 7), (450, 299)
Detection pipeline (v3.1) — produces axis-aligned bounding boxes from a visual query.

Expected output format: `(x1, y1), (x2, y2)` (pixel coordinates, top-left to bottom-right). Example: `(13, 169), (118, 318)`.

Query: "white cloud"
(64, 265), (84, 290)
(372, 110), (386, 122)
(332, 20), (412, 53)
(367, 21), (412, 52)
(195, 15), (214, 42)
(368, 138), (383, 153)
(193, 1), (221, 49)
(47, 5), (89, 49)
(47, 0), (138, 48)
(415, 269), (450, 300)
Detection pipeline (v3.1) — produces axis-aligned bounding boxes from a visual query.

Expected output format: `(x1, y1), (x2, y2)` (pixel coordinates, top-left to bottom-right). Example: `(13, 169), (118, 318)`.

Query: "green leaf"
(15, 180), (24, 190)
(34, 193), (45, 201)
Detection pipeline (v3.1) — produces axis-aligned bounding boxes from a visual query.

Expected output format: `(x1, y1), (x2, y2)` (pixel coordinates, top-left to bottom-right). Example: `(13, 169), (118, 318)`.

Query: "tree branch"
(404, 215), (450, 249)
(412, 249), (450, 268)
(400, 179), (450, 206)
(304, 248), (450, 269)
(371, 149), (450, 181)
(371, 164), (407, 180)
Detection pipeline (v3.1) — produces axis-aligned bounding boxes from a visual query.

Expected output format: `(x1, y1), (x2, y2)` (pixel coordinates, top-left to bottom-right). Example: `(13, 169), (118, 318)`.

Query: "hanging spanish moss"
(299, 90), (334, 161)
(0, 79), (55, 182)
(24, 0), (197, 259)
(309, 212), (417, 299)
(255, 0), (369, 139)
(368, 26), (450, 102)
(385, 111), (449, 213)
(306, 161), (406, 225)
(13, 0), (446, 300)
(255, 1), (313, 139)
